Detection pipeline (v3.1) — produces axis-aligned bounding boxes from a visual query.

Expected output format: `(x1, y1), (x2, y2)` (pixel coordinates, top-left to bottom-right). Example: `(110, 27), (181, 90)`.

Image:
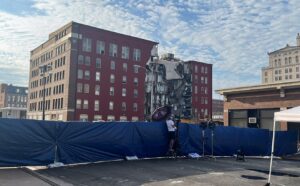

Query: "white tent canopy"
(267, 106), (300, 185)
(274, 106), (300, 123)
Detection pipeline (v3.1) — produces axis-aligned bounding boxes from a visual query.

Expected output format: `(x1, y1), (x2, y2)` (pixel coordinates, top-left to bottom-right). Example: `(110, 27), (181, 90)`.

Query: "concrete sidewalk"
(0, 168), (51, 186)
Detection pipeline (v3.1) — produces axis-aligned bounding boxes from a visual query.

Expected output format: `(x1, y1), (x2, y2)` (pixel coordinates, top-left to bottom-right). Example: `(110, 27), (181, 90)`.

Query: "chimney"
(297, 33), (300, 47)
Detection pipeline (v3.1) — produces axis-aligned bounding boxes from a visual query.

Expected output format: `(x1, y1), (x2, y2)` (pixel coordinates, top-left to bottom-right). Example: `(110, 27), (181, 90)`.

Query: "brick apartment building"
(144, 53), (212, 122)
(27, 21), (158, 121)
(0, 83), (28, 119)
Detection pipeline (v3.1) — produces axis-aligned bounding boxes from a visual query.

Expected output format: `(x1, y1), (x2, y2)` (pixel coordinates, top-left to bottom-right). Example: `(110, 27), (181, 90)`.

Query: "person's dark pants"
(168, 131), (176, 151)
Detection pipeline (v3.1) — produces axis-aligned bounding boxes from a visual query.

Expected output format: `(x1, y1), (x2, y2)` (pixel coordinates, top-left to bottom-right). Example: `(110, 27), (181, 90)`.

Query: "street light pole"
(40, 64), (52, 121)
(42, 75), (46, 121)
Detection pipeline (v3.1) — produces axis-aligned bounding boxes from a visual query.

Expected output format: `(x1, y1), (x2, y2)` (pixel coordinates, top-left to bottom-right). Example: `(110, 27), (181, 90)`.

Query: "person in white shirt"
(166, 116), (177, 153)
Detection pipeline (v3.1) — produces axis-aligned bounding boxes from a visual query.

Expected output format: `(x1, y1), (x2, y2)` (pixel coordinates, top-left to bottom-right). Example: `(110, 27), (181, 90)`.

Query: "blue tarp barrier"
(0, 118), (297, 166)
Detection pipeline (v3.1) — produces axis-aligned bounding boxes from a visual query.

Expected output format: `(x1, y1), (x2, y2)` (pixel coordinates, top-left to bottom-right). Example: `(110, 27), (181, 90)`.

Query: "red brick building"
(28, 22), (158, 121)
(217, 81), (300, 131)
(189, 61), (213, 120)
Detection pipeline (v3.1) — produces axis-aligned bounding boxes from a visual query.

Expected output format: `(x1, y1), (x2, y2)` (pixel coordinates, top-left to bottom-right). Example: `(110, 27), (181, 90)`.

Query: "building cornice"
(216, 81), (300, 95)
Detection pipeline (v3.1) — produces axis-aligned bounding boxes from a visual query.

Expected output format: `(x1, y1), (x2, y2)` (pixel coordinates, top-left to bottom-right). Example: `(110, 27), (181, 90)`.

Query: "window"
(109, 101), (114, 110)
(96, 72), (100, 81)
(195, 65), (198, 73)
(122, 88), (126, 97)
(289, 68), (292, 73)
(285, 68), (288, 73)
(285, 57), (288, 64)
(83, 100), (88, 109)
(296, 56), (299, 63)
(133, 48), (141, 61)
(194, 86), (198, 94)
(296, 67), (299, 72)
(120, 116), (127, 121)
(132, 116), (139, 122)
(121, 46), (129, 59)
(194, 75), (198, 83)
(122, 76), (127, 84)
(109, 43), (118, 57)
(133, 103), (137, 112)
(84, 70), (90, 80)
(78, 55), (84, 64)
(289, 57), (292, 64)
(121, 102), (126, 111)
(76, 99), (81, 109)
(85, 56), (91, 66)
(82, 37), (92, 52)
(84, 84), (89, 93)
(94, 115), (102, 121)
(134, 66), (139, 73)
(94, 100), (99, 111)
(110, 74), (115, 83)
(133, 89), (138, 98)
(110, 61), (115, 70)
(123, 63), (127, 72)
(95, 85), (100, 95)
(205, 67), (208, 74)
(134, 77), (138, 86)
(77, 69), (83, 79)
(107, 115), (115, 121)
(96, 40), (105, 54)
(77, 83), (82, 93)
(96, 58), (101, 68)
(109, 87), (114, 96)
(79, 114), (88, 121)
(205, 77), (208, 84)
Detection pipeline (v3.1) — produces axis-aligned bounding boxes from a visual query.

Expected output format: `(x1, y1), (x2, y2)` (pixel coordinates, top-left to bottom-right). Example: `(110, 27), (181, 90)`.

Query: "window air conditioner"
(248, 117), (257, 123)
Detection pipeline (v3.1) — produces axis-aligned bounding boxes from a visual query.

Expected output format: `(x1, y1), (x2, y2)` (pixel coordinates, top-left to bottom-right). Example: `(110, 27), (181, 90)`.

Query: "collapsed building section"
(144, 53), (212, 122)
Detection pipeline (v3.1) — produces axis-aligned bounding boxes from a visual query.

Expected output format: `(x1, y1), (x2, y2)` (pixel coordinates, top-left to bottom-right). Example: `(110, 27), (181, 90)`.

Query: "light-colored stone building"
(0, 83), (28, 119)
(262, 34), (300, 84)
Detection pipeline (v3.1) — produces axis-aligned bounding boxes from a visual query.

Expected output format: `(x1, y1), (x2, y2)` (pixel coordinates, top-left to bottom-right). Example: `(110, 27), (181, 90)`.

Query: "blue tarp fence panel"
(0, 118), (297, 166)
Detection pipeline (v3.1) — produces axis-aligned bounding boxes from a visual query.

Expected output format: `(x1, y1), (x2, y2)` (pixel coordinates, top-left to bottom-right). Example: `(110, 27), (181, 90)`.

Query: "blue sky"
(0, 0), (300, 99)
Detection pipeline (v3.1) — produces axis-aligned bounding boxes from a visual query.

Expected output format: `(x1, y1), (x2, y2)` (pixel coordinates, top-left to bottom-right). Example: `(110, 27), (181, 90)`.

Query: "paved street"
(1, 157), (296, 186)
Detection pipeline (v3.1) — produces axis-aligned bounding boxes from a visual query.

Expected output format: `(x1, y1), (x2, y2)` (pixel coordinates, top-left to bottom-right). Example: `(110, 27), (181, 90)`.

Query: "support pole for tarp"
(54, 144), (58, 163)
(267, 120), (276, 185)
